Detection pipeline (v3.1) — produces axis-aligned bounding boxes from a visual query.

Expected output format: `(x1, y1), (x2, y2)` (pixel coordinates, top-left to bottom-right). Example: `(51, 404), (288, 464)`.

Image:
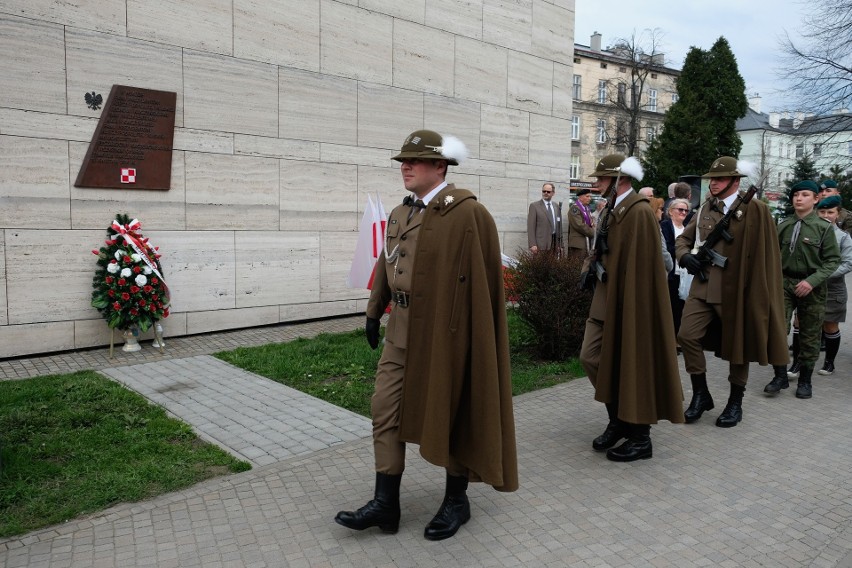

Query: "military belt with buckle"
(391, 290), (411, 308)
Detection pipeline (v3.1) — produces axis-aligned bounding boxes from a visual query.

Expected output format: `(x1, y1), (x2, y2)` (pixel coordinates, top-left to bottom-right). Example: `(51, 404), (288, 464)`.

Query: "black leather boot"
(764, 365), (790, 394)
(684, 373), (714, 423)
(715, 383), (744, 427)
(424, 474), (471, 541)
(606, 424), (652, 462)
(335, 472), (402, 533)
(796, 365), (813, 399)
(592, 403), (627, 451)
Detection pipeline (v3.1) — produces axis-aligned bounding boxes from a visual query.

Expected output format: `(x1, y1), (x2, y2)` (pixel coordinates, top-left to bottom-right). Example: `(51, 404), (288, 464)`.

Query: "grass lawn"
(216, 309), (585, 418)
(0, 371), (250, 538)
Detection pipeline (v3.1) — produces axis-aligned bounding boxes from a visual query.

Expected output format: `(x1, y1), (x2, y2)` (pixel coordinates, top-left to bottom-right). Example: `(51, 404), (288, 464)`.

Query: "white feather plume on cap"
(736, 159), (759, 180)
(433, 135), (469, 165)
(618, 156), (644, 182)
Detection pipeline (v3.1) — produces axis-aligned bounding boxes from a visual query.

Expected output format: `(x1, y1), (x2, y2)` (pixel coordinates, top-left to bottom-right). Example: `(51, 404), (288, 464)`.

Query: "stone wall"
(0, 0), (575, 357)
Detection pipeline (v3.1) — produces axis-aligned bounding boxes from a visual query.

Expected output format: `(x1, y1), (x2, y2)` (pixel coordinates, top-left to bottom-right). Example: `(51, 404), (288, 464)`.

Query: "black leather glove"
(365, 317), (380, 350)
(680, 253), (703, 276)
(579, 271), (594, 291)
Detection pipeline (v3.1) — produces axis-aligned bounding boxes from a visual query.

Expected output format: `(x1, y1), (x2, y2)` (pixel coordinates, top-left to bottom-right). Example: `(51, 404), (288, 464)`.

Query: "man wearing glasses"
(527, 182), (563, 252)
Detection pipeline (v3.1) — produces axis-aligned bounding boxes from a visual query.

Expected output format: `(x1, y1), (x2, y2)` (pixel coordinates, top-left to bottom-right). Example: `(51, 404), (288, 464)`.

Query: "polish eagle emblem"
(85, 91), (103, 110)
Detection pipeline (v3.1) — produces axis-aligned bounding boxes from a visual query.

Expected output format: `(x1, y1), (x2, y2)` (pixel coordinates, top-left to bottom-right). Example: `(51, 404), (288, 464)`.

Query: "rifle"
(580, 203), (612, 290)
(692, 181), (761, 282)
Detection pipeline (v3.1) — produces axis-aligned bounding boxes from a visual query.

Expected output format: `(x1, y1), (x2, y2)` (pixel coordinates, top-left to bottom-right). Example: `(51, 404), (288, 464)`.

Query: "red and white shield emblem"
(120, 168), (136, 184)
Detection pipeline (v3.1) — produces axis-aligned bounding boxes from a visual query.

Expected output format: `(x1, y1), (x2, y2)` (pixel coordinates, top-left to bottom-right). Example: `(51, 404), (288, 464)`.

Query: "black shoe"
(684, 390), (714, 423)
(787, 361), (800, 379)
(715, 401), (742, 427)
(335, 473), (401, 534)
(424, 475), (470, 541)
(592, 421), (628, 451)
(796, 366), (813, 399)
(818, 361), (835, 376)
(606, 436), (652, 462)
(764, 366), (789, 394)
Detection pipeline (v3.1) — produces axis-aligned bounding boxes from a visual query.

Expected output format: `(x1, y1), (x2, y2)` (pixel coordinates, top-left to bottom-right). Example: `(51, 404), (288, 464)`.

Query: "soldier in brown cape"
(676, 157), (788, 427)
(579, 154), (684, 463)
(335, 130), (518, 541)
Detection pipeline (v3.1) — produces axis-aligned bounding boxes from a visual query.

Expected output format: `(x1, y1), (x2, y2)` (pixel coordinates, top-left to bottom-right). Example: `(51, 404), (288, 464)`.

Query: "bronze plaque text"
(75, 85), (177, 190)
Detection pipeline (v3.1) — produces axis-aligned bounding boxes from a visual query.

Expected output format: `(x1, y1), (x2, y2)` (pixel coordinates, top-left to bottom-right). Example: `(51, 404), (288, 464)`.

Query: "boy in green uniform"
(765, 180), (841, 398)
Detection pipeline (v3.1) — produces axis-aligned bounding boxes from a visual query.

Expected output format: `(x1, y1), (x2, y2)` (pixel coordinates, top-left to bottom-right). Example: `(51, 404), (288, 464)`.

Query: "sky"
(574, 0), (808, 113)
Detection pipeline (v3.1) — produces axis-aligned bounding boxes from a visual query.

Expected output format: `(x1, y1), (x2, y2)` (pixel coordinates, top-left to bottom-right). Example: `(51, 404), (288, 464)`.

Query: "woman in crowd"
(660, 198), (691, 336)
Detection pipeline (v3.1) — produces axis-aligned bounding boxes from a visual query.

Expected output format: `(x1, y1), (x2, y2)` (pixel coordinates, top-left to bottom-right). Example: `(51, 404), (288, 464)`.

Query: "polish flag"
(347, 193), (387, 289)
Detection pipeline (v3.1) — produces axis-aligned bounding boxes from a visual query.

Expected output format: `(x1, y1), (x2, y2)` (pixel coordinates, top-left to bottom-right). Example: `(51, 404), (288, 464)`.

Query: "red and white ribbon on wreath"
(111, 219), (167, 287)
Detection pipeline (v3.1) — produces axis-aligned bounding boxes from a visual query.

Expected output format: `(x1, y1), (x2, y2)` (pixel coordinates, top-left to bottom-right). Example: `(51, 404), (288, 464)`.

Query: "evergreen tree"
(643, 37), (747, 191)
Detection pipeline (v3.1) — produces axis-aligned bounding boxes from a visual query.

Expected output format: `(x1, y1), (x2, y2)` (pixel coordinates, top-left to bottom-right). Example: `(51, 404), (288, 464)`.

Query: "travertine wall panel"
(69, 143), (187, 230)
(0, 322), (75, 359)
(65, 29), (185, 124)
(0, 109), (97, 142)
(456, 158), (507, 178)
(184, 51), (278, 137)
(74, 314), (187, 350)
(508, 51), (553, 114)
(5, 230), (101, 324)
(234, 0), (320, 70)
(185, 153), (280, 230)
(0, 231), (6, 326)
(320, 231), (366, 301)
(448, 173), (482, 195)
(483, 0), (532, 54)
(357, 83), (424, 150)
(532, 0), (573, 64)
(0, 16), (66, 114)
(552, 62), (574, 119)
(360, 0), (425, 22)
(0, 136), (70, 229)
(320, 1), (393, 84)
(127, 0), (232, 55)
(0, 0), (126, 34)
(505, 162), (554, 181)
(393, 21), (455, 96)
(279, 161), (358, 231)
(280, 300), (358, 322)
(279, 68), (358, 145)
(319, 144), (395, 168)
(234, 135), (320, 161)
(479, 176), (527, 234)
(235, 232), (321, 308)
(480, 106), (530, 163)
(529, 114), (572, 168)
(187, 307), (279, 335)
(423, 95), (481, 159)
(358, 166), (403, 201)
(454, 37), (508, 107)
(154, 231), (236, 313)
(503, 231), (528, 258)
(426, 0), (483, 39)
(173, 129), (235, 155)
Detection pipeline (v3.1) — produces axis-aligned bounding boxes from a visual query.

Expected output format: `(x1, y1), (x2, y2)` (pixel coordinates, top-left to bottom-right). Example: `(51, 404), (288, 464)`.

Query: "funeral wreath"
(91, 214), (170, 332)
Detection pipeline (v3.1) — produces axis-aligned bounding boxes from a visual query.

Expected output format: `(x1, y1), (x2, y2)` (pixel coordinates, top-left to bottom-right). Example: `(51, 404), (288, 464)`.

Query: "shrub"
(506, 250), (592, 360)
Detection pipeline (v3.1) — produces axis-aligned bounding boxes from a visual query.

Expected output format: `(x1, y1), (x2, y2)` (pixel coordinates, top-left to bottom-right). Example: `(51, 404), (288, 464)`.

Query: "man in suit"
(527, 183), (563, 252)
(566, 188), (595, 256)
(334, 129), (518, 541)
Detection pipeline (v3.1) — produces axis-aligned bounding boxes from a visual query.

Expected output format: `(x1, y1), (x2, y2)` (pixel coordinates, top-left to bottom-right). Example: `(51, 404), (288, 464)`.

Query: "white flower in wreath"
(114, 250), (124, 260)
(107, 262), (120, 274)
(135, 274), (148, 286)
(443, 195), (455, 206)
(143, 266), (152, 275)
(120, 267), (132, 278)
(131, 253), (142, 263)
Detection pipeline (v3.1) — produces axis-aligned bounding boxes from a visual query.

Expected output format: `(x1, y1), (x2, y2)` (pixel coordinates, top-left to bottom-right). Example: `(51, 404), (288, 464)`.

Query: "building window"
(813, 143), (822, 156)
(596, 119), (607, 144)
(651, 73), (658, 79)
(571, 115), (581, 140)
(573, 57), (581, 64)
(647, 126), (657, 142)
(777, 173), (782, 186)
(848, 141), (852, 156)
(617, 83), (626, 105)
(572, 75), (582, 100)
(570, 155), (580, 179)
(795, 144), (804, 158)
(600, 62), (608, 69)
(648, 89), (658, 112)
(598, 80), (607, 104)
(615, 121), (626, 146)
(618, 66), (626, 73)
(671, 93), (679, 104)
(766, 139), (772, 154)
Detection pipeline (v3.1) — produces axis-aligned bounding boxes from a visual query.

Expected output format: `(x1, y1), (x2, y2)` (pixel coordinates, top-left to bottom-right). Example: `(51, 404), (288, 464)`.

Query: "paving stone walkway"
(1, 314), (851, 567)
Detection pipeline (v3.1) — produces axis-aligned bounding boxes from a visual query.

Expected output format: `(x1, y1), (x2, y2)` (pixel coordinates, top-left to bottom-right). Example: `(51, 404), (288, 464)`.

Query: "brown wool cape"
(593, 192), (684, 425)
(371, 185), (519, 492)
(678, 199), (788, 365)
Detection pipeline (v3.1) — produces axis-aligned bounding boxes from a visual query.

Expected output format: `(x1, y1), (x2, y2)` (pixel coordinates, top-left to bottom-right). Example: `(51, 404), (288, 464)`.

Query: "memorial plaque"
(75, 85), (177, 190)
